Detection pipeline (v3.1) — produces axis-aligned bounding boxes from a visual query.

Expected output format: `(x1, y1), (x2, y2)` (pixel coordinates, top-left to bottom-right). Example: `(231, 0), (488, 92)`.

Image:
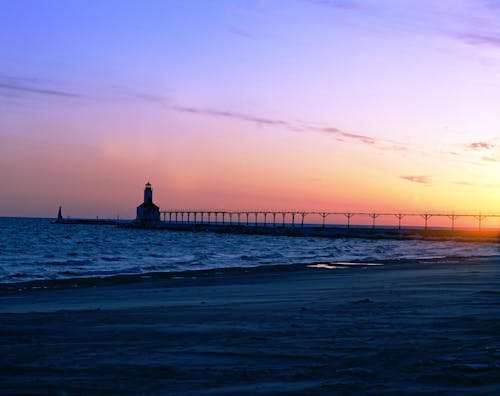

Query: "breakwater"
(53, 216), (500, 242)
(120, 221), (499, 242)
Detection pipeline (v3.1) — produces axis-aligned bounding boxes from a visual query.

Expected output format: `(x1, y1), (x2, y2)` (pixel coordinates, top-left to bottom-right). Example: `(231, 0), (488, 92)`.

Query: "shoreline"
(1, 256), (498, 292)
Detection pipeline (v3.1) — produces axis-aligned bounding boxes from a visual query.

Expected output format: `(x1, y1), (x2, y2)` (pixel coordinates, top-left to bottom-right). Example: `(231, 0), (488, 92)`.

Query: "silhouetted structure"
(159, 209), (500, 231)
(136, 182), (160, 223)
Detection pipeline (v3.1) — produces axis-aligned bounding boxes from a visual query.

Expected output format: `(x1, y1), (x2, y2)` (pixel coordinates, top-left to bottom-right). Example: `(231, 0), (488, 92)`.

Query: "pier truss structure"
(160, 211), (500, 231)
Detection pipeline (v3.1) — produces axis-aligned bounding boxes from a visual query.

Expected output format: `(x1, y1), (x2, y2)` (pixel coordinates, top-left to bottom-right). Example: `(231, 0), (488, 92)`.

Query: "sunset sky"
(1, 0), (499, 220)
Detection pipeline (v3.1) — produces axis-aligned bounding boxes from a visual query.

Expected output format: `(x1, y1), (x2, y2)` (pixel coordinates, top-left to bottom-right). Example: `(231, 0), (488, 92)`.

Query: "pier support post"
(272, 212), (277, 227)
(281, 212), (287, 227)
(421, 214), (432, 230)
(447, 214), (457, 230)
(395, 214), (405, 230)
(344, 213), (354, 229)
(320, 212), (329, 229)
(301, 212), (306, 228)
(369, 213), (380, 230)
(475, 215), (486, 231)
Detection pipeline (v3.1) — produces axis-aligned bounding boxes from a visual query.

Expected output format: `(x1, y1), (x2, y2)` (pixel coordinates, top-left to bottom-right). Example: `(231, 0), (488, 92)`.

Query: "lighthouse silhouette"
(136, 182), (160, 223)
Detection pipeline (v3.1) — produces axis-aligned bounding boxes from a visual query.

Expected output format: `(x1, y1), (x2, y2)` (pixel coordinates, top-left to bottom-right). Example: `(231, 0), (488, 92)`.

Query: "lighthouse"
(136, 182), (160, 223)
(144, 182), (153, 203)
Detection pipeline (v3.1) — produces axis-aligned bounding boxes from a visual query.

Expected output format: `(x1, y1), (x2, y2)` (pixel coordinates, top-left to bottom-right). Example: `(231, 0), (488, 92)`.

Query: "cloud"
(0, 76), (91, 100)
(173, 104), (384, 147)
(0, 74), (415, 153)
(173, 105), (291, 128)
(0, 75), (172, 107)
(454, 180), (500, 188)
(400, 175), (431, 185)
(128, 92), (169, 106)
(306, 0), (359, 10)
(0, 75), (382, 148)
(454, 181), (475, 186)
(311, 126), (376, 145)
(466, 141), (495, 150)
(456, 33), (500, 49)
(226, 25), (256, 39)
(461, 140), (499, 163)
(482, 155), (499, 162)
(481, 0), (500, 9)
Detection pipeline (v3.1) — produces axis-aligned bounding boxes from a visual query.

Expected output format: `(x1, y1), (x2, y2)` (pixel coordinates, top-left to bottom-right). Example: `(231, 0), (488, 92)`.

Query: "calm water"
(0, 217), (499, 283)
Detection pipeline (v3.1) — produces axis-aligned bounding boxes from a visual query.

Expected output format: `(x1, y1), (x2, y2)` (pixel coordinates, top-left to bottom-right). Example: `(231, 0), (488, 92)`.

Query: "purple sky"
(1, 0), (499, 218)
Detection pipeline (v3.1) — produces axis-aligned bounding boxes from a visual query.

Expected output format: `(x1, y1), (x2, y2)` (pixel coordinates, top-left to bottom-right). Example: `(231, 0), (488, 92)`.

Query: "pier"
(159, 210), (500, 231)
(54, 183), (500, 240)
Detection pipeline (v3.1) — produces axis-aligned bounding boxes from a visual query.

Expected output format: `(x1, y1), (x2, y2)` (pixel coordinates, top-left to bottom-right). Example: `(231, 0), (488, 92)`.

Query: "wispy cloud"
(173, 105), (291, 128)
(173, 102), (419, 151)
(454, 181), (475, 186)
(458, 33), (500, 49)
(317, 127), (376, 145)
(481, 0), (500, 10)
(460, 140), (499, 163)
(127, 92), (169, 106)
(455, 180), (500, 188)
(0, 75), (172, 107)
(173, 104), (383, 147)
(1, 75), (382, 148)
(225, 25), (256, 40)
(466, 141), (495, 150)
(400, 175), (431, 185)
(0, 75), (431, 155)
(482, 155), (499, 162)
(305, 0), (360, 10)
(0, 76), (92, 99)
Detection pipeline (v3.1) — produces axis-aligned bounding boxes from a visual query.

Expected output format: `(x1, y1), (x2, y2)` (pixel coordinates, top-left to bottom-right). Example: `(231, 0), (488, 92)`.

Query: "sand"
(1, 259), (500, 395)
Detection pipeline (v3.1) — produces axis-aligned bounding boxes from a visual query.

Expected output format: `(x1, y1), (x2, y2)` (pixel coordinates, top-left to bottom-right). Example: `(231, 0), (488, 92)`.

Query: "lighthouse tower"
(144, 182), (153, 203)
(136, 182), (160, 223)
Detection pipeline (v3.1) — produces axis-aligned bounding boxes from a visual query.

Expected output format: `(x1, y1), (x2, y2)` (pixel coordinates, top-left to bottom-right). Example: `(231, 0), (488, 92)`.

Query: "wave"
(0, 218), (499, 284)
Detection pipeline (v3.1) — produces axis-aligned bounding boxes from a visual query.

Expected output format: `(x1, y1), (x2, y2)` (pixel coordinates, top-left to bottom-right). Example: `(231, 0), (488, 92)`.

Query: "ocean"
(1, 217), (499, 284)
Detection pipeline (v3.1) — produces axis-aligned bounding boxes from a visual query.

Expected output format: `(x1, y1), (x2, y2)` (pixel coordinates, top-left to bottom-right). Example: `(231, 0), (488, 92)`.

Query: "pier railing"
(159, 211), (500, 231)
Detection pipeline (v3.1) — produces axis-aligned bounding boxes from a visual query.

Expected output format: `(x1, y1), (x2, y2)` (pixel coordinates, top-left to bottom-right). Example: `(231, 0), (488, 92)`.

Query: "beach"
(1, 259), (500, 395)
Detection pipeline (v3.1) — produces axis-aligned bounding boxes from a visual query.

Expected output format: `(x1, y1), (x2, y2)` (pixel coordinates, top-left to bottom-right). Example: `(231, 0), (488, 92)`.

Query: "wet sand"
(1, 259), (500, 395)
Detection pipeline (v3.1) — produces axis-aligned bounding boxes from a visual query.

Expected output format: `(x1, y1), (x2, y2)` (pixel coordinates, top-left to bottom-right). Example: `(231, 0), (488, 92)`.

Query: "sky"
(1, 0), (499, 221)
